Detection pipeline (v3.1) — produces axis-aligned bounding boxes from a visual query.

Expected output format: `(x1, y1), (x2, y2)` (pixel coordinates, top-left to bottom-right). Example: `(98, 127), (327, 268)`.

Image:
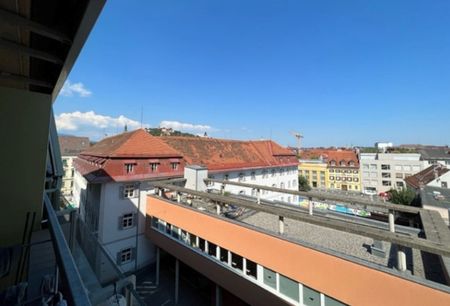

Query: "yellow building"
(298, 159), (328, 189)
(299, 149), (361, 192)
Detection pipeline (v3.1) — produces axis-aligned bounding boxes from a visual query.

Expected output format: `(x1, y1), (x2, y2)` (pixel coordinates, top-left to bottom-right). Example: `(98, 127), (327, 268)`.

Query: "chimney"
(184, 165), (208, 192)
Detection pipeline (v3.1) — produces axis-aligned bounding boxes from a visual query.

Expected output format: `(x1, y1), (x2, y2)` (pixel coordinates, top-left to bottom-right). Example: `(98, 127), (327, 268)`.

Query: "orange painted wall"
(146, 196), (450, 306)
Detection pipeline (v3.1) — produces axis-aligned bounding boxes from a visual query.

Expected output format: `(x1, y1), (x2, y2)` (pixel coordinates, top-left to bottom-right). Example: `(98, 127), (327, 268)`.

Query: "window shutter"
(133, 213), (138, 228)
(118, 216), (123, 230)
(119, 186), (124, 199)
(133, 182), (140, 198)
(116, 251), (122, 265)
(131, 247), (137, 261)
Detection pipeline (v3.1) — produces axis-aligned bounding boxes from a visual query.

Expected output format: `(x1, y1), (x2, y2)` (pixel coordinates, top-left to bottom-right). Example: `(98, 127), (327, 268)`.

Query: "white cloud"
(56, 111), (148, 139)
(60, 80), (92, 97)
(159, 120), (212, 132)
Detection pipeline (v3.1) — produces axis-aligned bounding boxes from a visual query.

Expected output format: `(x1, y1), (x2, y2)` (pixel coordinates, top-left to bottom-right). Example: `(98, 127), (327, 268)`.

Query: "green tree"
(298, 175), (311, 191)
(388, 188), (416, 205)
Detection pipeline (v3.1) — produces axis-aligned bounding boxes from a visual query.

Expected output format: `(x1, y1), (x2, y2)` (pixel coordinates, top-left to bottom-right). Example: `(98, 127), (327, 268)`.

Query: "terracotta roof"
(300, 149), (359, 167)
(59, 135), (90, 156)
(81, 129), (181, 158)
(405, 164), (449, 189)
(75, 129), (184, 183)
(160, 137), (297, 171)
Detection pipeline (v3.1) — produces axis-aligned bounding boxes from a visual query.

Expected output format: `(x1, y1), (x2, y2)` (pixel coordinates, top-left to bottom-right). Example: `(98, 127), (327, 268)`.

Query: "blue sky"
(54, 0), (450, 147)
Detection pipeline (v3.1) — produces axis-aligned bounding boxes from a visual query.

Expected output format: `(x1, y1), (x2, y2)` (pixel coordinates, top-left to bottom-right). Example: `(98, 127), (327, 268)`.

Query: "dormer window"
(171, 162), (179, 170)
(349, 161), (355, 167)
(125, 163), (135, 174)
(150, 162), (159, 172)
(238, 173), (245, 182)
(339, 160), (346, 166)
(330, 160), (336, 166)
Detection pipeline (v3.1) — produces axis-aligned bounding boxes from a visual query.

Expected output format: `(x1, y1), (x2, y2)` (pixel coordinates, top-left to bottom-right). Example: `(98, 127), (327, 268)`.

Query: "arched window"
(340, 160), (346, 166)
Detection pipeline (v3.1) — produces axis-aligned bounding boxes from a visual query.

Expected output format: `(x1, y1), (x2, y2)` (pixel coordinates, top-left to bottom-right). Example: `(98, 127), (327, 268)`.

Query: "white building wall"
(427, 171), (450, 189)
(208, 166), (299, 204)
(360, 153), (428, 193)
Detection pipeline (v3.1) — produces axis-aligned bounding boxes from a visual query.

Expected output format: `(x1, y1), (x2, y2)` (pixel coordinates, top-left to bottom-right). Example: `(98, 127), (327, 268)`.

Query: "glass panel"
(325, 295), (348, 306)
(220, 248), (229, 264)
(199, 238), (206, 252)
(303, 285), (321, 306)
(246, 260), (257, 278)
(208, 242), (217, 257)
(263, 267), (277, 289)
(279, 274), (299, 301)
(231, 252), (243, 271)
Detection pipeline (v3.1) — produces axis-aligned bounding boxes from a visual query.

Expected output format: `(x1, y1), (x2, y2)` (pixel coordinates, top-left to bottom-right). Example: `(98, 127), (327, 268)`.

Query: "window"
(220, 247), (229, 263)
(190, 234), (198, 248)
(224, 174), (229, 181)
(246, 259), (257, 278)
(251, 171), (256, 180)
(292, 179), (297, 187)
(71, 169), (74, 177)
(303, 285), (321, 306)
(121, 213), (134, 229)
(208, 242), (217, 257)
(362, 171), (369, 177)
(231, 252), (243, 271)
(171, 225), (179, 239)
(395, 173), (403, 179)
(150, 162), (159, 172)
(353, 177), (359, 182)
(395, 165), (402, 171)
(171, 162), (179, 170)
(403, 165), (412, 172)
(118, 248), (133, 265)
(442, 182), (448, 188)
(363, 164), (369, 170)
(280, 168), (285, 176)
(62, 159), (68, 167)
(263, 267), (277, 289)
(325, 295), (347, 306)
(329, 176), (334, 180)
(349, 161), (355, 167)
(382, 180), (392, 186)
(271, 169), (276, 177)
(336, 177), (341, 181)
(122, 184), (136, 198)
(125, 163), (135, 173)
(199, 238), (206, 252)
(280, 182), (285, 189)
(238, 173), (245, 182)
(279, 274), (299, 302)
(151, 217), (158, 228)
(339, 161), (346, 166)
(381, 164), (390, 170)
(382, 172), (391, 178)
(330, 160), (336, 166)
(396, 181), (404, 188)
(329, 169), (334, 173)
(262, 170), (268, 178)
(412, 165), (421, 172)
(370, 164), (377, 170)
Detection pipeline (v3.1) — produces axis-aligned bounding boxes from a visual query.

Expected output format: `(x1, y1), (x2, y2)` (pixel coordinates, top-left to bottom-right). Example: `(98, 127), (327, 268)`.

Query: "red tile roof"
(81, 129), (181, 158)
(75, 129), (184, 182)
(59, 135), (90, 156)
(405, 164), (449, 189)
(300, 149), (359, 167)
(160, 137), (297, 171)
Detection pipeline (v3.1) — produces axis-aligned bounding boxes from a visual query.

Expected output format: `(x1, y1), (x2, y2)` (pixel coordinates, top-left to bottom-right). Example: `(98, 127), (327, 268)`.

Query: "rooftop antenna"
(290, 130), (304, 155)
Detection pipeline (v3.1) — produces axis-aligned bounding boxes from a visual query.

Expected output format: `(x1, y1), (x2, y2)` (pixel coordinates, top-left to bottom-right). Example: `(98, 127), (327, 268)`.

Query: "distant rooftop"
(405, 165), (449, 189)
(59, 135), (90, 156)
(417, 148), (450, 161)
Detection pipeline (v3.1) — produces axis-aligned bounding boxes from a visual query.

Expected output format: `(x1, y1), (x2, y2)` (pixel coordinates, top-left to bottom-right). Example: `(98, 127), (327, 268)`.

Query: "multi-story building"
(161, 136), (299, 204)
(58, 135), (90, 198)
(298, 156), (328, 189)
(405, 164), (450, 190)
(299, 149), (360, 192)
(360, 153), (427, 193)
(73, 130), (299, 273)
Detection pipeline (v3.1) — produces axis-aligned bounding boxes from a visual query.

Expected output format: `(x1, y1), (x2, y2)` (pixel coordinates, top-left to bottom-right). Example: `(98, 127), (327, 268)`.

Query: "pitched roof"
(300, 149), (359, 167)
(59, 135), (90, 156)
(160, 137), (297, 171)
(81, 129), (181, 158)
(405, 164), (449, 189)
(417, 148), (450, 160)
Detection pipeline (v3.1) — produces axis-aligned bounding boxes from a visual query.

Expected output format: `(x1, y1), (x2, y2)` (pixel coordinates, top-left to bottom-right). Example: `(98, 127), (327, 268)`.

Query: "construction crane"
(290, 131), (303, 155)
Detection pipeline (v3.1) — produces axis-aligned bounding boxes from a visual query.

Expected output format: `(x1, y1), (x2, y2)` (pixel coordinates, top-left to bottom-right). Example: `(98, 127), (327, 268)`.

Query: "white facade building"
(207, 167), (299, 204)
(360, 153), (427, 193)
